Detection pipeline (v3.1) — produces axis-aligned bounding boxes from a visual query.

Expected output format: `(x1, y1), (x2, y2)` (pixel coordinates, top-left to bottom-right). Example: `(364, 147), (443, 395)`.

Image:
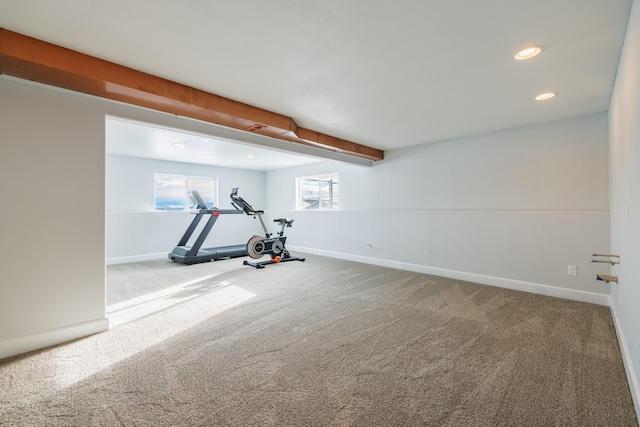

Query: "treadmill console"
(188, 189), (210, 210)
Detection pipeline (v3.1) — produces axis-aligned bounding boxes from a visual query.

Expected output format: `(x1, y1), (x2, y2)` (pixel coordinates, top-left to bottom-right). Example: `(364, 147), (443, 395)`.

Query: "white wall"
(0, 77), (108, 358)
(106, 155), (266, 263)
(0, 75), (307, 359)
(609, 0), (640, 416)
(266, 113), (610, 303)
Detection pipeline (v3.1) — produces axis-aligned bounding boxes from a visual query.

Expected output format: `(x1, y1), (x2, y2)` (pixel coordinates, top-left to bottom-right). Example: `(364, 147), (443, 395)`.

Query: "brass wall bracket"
(591, 254), (619, 284)
(596, 274), (618, 284)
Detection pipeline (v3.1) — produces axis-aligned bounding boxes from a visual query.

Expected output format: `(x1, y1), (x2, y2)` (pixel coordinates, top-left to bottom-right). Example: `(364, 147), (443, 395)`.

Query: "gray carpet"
(0, 255), (637, 426)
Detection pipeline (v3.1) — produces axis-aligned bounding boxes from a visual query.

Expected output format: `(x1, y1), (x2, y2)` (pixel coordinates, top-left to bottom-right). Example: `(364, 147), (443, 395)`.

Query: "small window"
(154, 174), (217, 211)
(296, 173), (339, 210)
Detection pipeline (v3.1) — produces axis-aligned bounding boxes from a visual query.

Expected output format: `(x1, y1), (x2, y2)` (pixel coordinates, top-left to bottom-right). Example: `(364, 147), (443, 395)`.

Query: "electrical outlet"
(567, 265), (577, 276)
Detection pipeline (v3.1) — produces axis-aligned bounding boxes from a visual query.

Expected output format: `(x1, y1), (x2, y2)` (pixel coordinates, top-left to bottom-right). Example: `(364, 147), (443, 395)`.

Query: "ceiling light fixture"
(534, 92), (556, 101)
(173, 143), (186, 147)
(248, 154), (255, 159)
(515, 46), (543, 60)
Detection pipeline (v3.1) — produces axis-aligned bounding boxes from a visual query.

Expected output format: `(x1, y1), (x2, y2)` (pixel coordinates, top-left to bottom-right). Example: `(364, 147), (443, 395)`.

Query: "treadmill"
(168, 189), (247, 265)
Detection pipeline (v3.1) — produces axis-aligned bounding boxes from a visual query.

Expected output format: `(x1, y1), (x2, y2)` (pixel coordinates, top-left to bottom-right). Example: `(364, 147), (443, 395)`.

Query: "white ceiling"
(105, 117), (322, 171)
(0, 0), (633, 159)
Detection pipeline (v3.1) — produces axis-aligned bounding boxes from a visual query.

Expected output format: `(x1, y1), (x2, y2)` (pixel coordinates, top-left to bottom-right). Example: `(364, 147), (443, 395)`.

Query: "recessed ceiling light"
(248, 154), (255, 159)
(535, 92), (556, 101)
(515, 46), (543, 60)
(173, 143), (186, 147)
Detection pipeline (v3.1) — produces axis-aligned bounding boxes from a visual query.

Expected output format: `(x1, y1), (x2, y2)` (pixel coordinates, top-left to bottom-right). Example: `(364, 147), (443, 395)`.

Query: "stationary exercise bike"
(230, 188), (305, 268)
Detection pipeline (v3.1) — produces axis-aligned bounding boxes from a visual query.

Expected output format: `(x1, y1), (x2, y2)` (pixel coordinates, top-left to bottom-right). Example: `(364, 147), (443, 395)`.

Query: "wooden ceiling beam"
(0, 28), (384, 161)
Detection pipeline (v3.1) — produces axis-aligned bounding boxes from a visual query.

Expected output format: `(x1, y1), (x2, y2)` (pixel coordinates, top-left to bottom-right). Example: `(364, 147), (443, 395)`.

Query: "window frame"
(295, 173), (339, 211)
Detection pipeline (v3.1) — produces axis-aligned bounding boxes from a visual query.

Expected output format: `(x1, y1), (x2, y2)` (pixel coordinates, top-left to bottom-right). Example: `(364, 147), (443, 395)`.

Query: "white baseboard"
(290, 246), (610, 306)
(609, 301), (640, 421)
(107, 252), (168, 265)
(0, 317), (109, 360)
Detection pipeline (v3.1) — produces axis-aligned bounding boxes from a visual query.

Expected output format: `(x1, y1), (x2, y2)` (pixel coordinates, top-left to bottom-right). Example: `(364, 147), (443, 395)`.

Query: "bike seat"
(274, 218), (294, 227)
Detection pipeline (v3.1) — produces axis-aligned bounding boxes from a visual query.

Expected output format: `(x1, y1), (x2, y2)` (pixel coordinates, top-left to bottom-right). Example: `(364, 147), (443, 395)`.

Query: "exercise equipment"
(168, 190), (247, 265)
(230, 188), (305, 269)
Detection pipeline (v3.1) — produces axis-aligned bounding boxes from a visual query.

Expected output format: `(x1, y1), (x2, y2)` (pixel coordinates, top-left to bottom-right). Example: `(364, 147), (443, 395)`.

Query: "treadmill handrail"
(189, 208), (243, 215)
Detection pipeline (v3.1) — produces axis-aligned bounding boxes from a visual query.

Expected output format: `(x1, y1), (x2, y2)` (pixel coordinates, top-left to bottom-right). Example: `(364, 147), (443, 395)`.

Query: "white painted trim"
(609, 301), (640, 421)
(107, 252), (167, 265)
(0, 317), (109, 360)
(290, 246), (610, 306)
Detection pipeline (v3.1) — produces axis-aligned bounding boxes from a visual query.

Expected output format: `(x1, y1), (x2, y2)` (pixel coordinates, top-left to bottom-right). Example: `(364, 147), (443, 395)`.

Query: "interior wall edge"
(609, 301), (640, 421)
(0, 317), (109, 361)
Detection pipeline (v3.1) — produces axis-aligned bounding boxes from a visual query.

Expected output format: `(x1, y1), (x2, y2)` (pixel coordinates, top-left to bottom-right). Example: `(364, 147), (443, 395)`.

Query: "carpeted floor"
(0, 254), (637, 426)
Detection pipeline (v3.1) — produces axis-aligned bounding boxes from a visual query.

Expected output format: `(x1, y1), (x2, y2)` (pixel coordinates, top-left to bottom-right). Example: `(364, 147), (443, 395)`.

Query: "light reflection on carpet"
(1, 276), (255, 404)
